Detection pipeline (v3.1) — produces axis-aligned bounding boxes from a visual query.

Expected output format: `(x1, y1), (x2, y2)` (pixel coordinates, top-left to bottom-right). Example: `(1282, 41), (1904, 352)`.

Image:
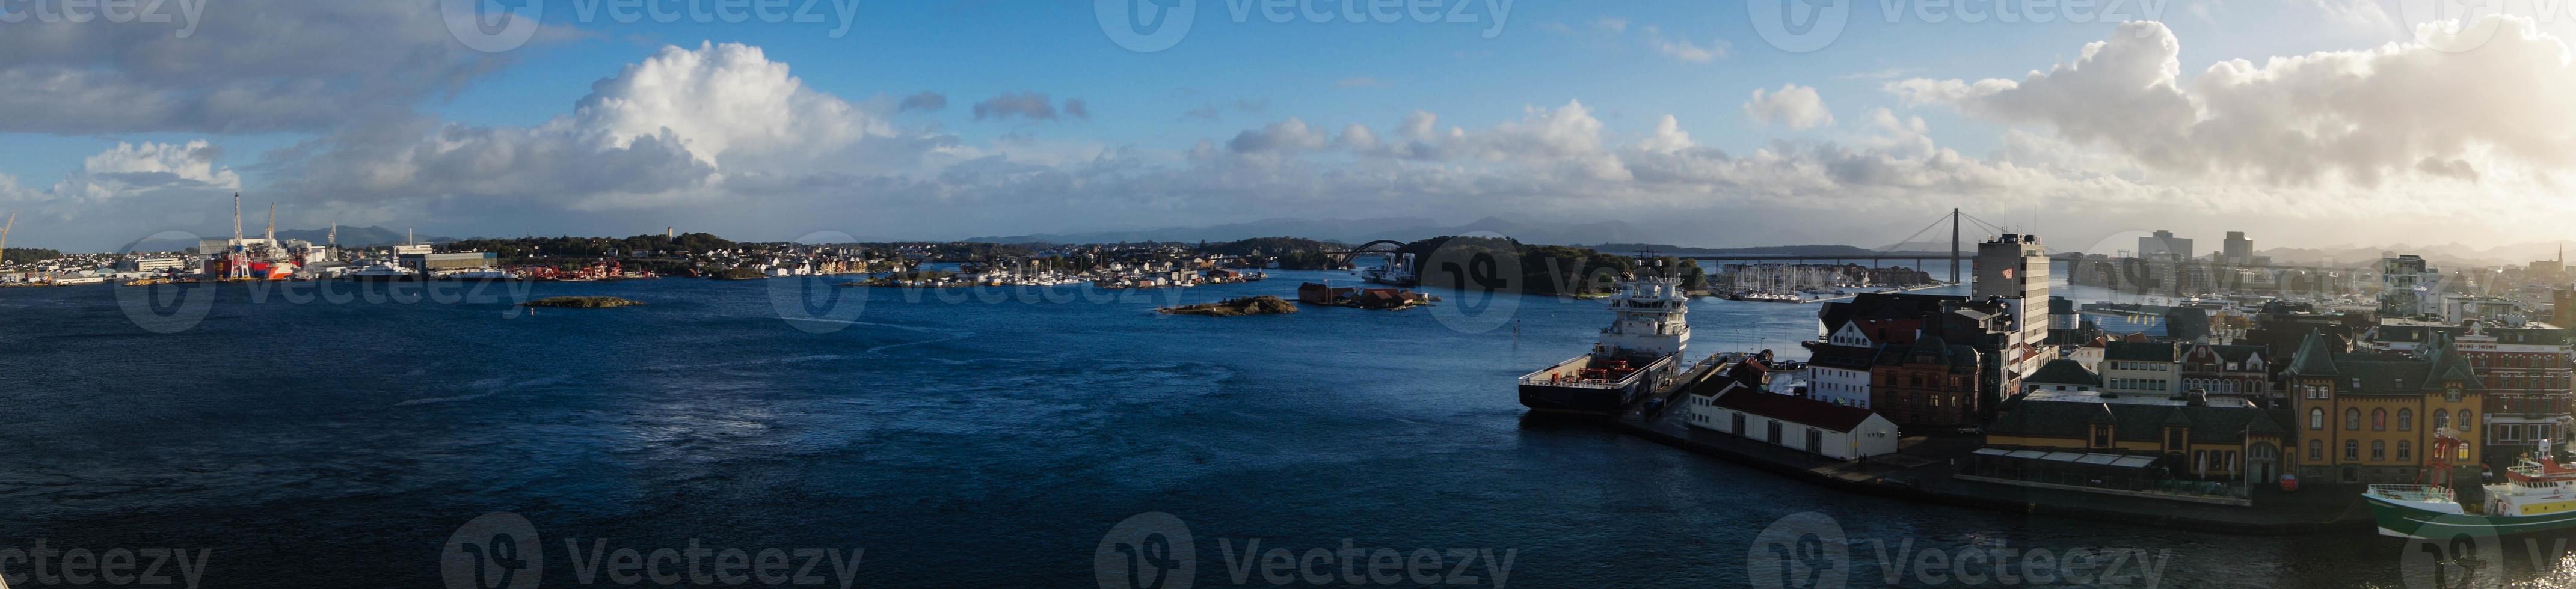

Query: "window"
(2345, 440), (2360, 460)
(2399, 441), (2412, 461)
(2372, 409), (2387, 431)
(2310, 408), (2324, 430)
(2308, 439), (2324, 460)
(2346, 408), (2362, 430)
(2462, 410), (2473, 427)
(2398, 409), (2414, 432)
(2372, 441), (2385, 460)
(2435, 409), (2450, 431)
(2092, 426), (2110, 448)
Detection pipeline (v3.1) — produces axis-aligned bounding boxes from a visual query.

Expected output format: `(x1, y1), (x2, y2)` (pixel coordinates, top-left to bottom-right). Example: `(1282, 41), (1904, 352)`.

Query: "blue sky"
(1, 1), (2571, 252)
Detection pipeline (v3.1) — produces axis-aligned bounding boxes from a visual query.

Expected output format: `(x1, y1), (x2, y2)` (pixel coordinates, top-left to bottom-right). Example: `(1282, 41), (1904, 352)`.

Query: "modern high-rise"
(2140, 230), (2194, 261)
(2223, 231), (2252, 266)
(1975, 234), (2053, 379)
(2382, 254), (2440, 317)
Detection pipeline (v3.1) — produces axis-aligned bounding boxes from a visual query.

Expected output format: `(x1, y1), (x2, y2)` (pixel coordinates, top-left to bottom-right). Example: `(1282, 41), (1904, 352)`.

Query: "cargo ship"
(1517, 261), (1691, 415)
(2364, 433), (2576, 538)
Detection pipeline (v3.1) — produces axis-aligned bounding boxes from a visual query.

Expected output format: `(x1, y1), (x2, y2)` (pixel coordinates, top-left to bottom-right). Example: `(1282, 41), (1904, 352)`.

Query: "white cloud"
(1743, 84), (1836, 129)
(1888, 17), (2576, 189)
(1643, 25), (1730, 63)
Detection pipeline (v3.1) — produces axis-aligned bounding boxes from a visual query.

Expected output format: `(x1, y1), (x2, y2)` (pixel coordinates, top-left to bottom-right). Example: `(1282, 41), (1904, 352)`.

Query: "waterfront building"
(1807, 343), (1878, 409)
(2178, 343), (2275, 406)
(1683, 378), (1898, 460)
(1972, 234), (2051, 371)
(2373, 318), (2572, 468)
(2286, 331), (2485, 485)
(1869, 336), (1984, 428)
(2022, 359), (2103, 395)
(2102, 341), (2180, 398)
(1978, 388), (2286, 496)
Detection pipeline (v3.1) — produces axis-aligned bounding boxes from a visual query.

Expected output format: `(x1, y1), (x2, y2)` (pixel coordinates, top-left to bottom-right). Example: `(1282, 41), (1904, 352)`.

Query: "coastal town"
(1523, 228), (2576, 539)
(7, 198), (2576, 540)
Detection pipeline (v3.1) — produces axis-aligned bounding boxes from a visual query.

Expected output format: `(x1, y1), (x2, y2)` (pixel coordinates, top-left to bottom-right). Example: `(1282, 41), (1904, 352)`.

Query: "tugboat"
(1516, 260), (1691, 415)
(2364, 431), (2576, 538)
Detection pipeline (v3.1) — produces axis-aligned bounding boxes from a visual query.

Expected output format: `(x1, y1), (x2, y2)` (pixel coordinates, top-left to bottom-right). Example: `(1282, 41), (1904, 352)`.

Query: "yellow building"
(2287, 331), (2484, 485)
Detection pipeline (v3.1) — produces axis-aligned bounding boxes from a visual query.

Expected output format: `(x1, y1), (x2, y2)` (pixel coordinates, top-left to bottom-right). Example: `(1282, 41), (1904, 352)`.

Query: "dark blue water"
(0, 272), (2474, 587)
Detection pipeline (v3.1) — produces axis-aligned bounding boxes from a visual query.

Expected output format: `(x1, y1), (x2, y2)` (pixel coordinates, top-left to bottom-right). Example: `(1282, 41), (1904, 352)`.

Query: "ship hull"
(1517, 381), (1646, 415)
(2365, 495), (2576, 538)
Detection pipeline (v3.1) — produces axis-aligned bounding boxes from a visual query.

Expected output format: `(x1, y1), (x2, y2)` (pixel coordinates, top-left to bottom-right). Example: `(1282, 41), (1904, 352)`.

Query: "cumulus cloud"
(1743, 84), (1836, 129)
(1888, 16), (2576, 188)
(0, 1), (561, 135)
(41, 141), (242, 203)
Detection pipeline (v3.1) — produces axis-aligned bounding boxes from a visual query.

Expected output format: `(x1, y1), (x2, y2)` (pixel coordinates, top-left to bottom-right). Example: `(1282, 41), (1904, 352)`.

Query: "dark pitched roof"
(2026, 359), (2101, 387)
(1818, 293), (1967, 335)
(1711, 390), (1880, 432)
(2287, 331), (2340, 376)
(1988, 398), (2281, 445)
(2103, 341), (2175, 362)
(1808, 344), (1879, 370)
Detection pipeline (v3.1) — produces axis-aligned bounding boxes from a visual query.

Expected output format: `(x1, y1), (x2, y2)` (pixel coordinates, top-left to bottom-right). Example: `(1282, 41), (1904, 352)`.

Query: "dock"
(1603, 359), (2372, 536)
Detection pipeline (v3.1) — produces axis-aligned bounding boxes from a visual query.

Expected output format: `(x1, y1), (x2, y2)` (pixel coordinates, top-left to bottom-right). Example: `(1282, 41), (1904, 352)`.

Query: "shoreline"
(1593, 405), (2375, 537)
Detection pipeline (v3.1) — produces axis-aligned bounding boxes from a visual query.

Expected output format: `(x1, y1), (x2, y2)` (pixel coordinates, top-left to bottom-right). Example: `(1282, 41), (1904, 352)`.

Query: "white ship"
(1516, 260), (1692, 414)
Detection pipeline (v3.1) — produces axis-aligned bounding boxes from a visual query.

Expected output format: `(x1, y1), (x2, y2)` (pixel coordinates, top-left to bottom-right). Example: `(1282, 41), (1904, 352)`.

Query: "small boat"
(437, 269), (524, 282)
(341, 262), (422, 281)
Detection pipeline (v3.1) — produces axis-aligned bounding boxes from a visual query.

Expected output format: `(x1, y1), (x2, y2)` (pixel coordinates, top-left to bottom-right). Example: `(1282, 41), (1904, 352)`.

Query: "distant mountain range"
(123, 225), (455, 252)
(967, 216), (1646, 248)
